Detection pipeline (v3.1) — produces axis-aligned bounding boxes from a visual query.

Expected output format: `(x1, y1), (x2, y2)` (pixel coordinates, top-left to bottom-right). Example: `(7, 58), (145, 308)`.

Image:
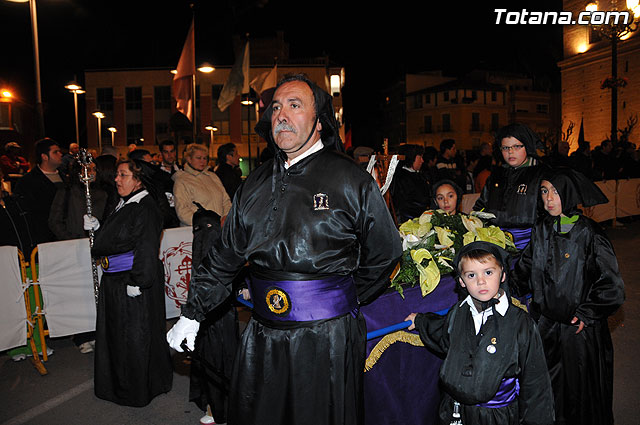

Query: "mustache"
(273, 122), (296, 136)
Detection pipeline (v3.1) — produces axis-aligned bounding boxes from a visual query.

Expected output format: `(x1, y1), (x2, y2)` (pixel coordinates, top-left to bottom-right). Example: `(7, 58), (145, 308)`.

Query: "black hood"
(542, 167), (608, 216)
(494, 123), (544, 159)
(254, 79), (343, 160)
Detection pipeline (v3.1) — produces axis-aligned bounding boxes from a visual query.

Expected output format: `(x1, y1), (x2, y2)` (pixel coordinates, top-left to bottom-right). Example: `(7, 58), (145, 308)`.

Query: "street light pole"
(108, 126), (117, 146)
(92, 111), (105, 151)
(65, 83), (84, 144)
(29, 0), (44, 138)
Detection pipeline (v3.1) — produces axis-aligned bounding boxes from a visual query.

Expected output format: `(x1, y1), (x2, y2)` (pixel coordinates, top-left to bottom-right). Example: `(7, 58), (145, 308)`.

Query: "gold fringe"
(511, 296), (529, 313)
(364, 331), (424, 372)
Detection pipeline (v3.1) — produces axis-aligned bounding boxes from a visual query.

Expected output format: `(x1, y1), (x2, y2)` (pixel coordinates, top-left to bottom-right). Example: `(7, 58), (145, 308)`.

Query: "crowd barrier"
(2, 178), (638, 359)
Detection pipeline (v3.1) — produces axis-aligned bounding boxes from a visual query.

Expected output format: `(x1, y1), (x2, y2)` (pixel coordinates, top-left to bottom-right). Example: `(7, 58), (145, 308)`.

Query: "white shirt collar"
(402, 166), (418, 173)
(284, 139), (324, 169)
(460, 291), (509, 334)
(115, 189), (149, 212)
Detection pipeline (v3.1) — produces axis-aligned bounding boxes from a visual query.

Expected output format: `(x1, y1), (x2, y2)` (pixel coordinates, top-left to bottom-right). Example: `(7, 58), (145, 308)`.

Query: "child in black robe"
(513, 168), (625, 425)
(406, 241), (554, 425)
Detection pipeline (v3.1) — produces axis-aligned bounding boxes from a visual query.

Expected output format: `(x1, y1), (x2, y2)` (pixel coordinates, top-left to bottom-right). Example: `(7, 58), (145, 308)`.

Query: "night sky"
(1, 0), (563, 148)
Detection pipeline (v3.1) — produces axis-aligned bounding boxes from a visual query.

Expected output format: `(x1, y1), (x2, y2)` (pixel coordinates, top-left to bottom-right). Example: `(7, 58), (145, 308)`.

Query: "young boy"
(406, 241), (554, 425)
(513, 168), (625, 425)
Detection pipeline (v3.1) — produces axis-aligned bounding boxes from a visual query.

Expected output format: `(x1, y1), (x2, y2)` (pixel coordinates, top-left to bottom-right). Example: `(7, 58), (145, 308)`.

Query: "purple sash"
(249, 275), (358, 322)
(477, 377), (519, 408)
(502, 227), (532, 250)
(101, 251), (134, 273)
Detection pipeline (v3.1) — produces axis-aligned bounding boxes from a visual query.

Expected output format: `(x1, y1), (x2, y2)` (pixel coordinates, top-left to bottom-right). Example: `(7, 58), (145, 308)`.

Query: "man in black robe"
(168, 73), (402, 425)
(214, 143), (242, 200)
(391, 143), (431, 223)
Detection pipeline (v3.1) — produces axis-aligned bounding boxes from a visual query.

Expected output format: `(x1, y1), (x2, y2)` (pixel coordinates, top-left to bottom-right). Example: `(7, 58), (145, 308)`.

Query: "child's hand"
(405, 313), (417, 331)
(571, 316), (585, 334)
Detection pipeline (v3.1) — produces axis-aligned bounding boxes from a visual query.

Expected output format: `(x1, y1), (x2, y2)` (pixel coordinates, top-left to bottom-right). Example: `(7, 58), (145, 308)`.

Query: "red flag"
(173, 19), (195, 122)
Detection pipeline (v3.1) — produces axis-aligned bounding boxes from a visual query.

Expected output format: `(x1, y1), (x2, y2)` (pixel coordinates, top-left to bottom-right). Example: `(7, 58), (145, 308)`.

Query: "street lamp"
(107, 126), (117, 146)
(92, 111), (105, 151)
(7, 0), (45, 138)
(65, 82), (85, 143)
(585, 0), (639, 144)
(204, 125), (218, 143)
(197, 63), (215, 73)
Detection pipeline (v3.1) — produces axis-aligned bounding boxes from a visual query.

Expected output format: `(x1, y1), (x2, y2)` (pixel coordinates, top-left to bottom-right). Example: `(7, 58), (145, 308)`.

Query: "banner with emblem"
(159, 226), (193, 319)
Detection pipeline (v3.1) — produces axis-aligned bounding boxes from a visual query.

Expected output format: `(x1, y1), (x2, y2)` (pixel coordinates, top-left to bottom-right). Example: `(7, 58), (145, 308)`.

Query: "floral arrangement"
(390, 209), (517, 298)
(600, 76), (628, 90)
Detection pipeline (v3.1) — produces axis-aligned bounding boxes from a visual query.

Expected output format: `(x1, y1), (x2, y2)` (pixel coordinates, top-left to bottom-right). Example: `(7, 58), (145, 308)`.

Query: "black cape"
(513, 216), (624, 425)
(473, 162), (547, 229)
(415, 298), (554, 425)
(391, 167), (431, 223)
(91, 190), (173, 406)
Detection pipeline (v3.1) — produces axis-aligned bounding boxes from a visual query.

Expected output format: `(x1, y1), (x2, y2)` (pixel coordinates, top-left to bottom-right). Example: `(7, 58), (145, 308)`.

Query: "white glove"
(126, 285), (141, 297)
(167, 316), (200, 352)
(83, 214), (100, 231)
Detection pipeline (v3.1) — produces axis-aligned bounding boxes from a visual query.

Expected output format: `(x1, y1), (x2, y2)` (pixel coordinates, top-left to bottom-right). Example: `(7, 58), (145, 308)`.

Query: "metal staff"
(76, 149), (100, 305)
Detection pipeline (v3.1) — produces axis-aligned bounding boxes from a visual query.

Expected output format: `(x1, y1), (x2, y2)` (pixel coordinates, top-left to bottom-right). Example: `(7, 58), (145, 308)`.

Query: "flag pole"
(191, 8), (197, 144)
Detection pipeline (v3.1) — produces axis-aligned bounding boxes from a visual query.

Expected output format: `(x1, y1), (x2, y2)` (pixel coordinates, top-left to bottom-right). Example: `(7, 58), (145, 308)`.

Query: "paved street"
(1, 219), (639, 425)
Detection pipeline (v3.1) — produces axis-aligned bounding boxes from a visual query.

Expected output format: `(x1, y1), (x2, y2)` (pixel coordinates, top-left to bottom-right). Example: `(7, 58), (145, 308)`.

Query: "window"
(442, 114), (451, 132)
(425, 93), (430, 104)
(536, 104), (549, 114)
(491, 113), (500, 131)
(491, 91), (497, 102)
(471, 113), (480, 131)
(125, 87), (142, 110)
(155, 122), (169, 137)
(423, 115), (432, 133)
(154, 86), (171, 109)
(471, 91), (477, 100)
(97, 88), (113, 112)
(443, 91), (450, 102)
(412, 94), (423, 109)
(589, 27), (602, 44)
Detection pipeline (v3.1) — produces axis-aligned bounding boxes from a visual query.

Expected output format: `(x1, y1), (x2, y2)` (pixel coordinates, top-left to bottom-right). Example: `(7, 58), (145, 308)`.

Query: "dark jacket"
(13, 166), (66, 246)
(48, 183), (108, 241)
(215, 162), (243, 200)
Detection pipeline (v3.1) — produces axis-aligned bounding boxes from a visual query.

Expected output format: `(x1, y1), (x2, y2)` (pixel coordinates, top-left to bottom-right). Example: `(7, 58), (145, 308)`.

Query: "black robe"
(473, 163), (546, 229)
(91, 190), (173, 407)
(391, 166), (431, 223)
(414, 298), (554, 425)
(182, 147), (403, 425)
(513, 215), (624, 425)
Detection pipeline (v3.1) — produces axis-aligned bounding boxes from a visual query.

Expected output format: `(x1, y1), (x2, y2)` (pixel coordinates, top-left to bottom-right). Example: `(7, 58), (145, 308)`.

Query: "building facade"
(559, 0), (640, 148)
(83, 60), (345, 166)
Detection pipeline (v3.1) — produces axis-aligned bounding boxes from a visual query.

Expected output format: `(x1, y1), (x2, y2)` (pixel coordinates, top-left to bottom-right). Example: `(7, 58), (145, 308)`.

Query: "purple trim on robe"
(249, 275), (358, 322)
(102, 251), (134, 273)
(477, 377), (520, 408)
(503, 227), (532, 250)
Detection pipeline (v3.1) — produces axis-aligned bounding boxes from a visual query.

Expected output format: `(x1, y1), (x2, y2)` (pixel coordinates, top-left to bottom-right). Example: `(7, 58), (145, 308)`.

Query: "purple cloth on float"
(477, 377), (520, 408)
(503, 227), (532, 250)
(361, 275), (459, 425)
(249, 275), (358, 322)
(102, 251), (134, 273)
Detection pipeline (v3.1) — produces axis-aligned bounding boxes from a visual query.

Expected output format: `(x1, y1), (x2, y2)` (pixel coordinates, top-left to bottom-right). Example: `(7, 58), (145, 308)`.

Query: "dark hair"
(423, 146), (438, 162)
(276, 73), (318, 115)
(128, 149), (151, 161)
(117, 159), (143, 184)
(217, 143), (237, 165)
(35, 138), (60, 165)
(439, 139), (455, 154)
(94, 154), (117, 186)
(398, 144), (424, 167)
(159, 140), (176, 150)
(474, 155), (493, 178)
(457, 249), (501, 274)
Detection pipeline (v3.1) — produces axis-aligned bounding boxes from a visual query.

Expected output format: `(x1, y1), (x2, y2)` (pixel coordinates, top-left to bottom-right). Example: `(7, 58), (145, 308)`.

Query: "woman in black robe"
(86, 159), (173, 406)
(513, 167), (625, 425)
